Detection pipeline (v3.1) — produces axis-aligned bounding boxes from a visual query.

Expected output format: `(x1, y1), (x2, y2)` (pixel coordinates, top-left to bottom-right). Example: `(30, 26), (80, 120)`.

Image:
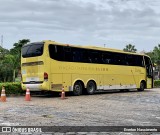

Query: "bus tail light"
(44, 72), (48, 81)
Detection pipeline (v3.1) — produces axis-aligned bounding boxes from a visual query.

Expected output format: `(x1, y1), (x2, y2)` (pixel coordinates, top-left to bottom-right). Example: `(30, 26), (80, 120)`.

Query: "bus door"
(144, 56), (153, 88)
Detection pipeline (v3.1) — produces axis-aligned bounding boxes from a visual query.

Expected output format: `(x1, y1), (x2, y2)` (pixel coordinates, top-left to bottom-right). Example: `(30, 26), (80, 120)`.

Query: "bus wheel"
(138, 81), (145, 91)
(73, 82), (82, 96)
(86, 81), (96, 95)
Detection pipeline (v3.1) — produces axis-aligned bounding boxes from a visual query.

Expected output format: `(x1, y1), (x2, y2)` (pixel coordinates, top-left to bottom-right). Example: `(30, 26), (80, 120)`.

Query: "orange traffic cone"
(25, 87), (31, 101)
(61, 87), (67, 99)
(0, 86), (6, 102)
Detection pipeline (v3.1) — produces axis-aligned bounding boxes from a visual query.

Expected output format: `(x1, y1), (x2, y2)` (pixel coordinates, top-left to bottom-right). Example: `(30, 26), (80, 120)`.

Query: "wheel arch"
(72, 79), (85, 90)
(139, 80), (146, 89)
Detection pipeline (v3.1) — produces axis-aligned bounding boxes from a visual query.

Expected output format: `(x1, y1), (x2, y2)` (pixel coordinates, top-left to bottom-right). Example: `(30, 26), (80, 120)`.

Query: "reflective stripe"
(1, 94), (6, 96)
(26, 92), (30, 94)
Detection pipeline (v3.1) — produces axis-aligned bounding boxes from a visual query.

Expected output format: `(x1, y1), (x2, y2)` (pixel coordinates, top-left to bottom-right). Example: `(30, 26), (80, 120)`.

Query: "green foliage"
(123, 44), (137, 53)
(0, 39), (30, 82)
(0, 46), (9, 60)
(145, 44), (160, 76)
(15, 77), (21, 82)
(10, 39), (30, 55)
(153, 44), (160, 65)
(10, 39), (30, 70)
(146, 44), (160, 65)
(154, 80), (160, 88)
(145, 51), (155, 63)
(0, 82), (24, 95)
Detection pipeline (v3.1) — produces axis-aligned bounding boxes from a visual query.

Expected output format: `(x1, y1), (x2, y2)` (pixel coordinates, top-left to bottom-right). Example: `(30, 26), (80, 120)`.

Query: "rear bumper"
(21, 82), (48, 91)
(22, 84), (41, 91)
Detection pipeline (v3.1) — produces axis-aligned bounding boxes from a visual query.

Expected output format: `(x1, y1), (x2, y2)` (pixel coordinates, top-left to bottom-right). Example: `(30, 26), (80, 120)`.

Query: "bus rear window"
(22, 43), (44, 58)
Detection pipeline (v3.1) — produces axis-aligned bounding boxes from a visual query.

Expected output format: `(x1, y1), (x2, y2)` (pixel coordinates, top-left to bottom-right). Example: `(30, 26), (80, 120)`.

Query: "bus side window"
(114, 53), (126, 65)
(102, 53), (111, 64)
(87, 50), (92, 63)
(72, 48), (83, 62)
(144, 56), (153, 77)
(80, 49), (89, 63)
(136, 56), (144, 67)
(49, 45), (65, 61)
(73, 51), (79, 62)
(144, 56), (151, 65)
(90, 51), (101, 64)
(126, 54), (135, 66)
(126, 54), (145, 67)
(63, 46), (73, 62)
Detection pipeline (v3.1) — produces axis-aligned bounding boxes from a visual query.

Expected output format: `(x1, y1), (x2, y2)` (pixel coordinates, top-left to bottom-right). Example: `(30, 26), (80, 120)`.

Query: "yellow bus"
(21, 40), (153, 95)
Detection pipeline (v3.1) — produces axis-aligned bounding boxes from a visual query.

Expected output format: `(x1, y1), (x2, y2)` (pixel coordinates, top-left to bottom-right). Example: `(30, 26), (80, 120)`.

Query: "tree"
(152, 44), (160, 65)
(145, 44), (160, 78)
(0, 54), (15, 82)
(0, 39), (30, 82)
(10, 39), (30, 57)
(145, 51), (155, 64)
(10, 39), (30, 81)
(0, 46), (9, 60)
(5, 55), (18, 81)
(123, 44), (137, 53)
(0, 47), (10, 82)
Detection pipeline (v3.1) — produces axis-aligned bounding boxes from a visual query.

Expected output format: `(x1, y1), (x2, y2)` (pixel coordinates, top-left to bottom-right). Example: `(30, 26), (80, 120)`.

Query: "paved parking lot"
(0, 88), (160, 134)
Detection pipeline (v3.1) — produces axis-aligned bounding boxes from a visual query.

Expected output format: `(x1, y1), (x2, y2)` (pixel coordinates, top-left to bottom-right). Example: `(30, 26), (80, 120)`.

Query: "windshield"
(22, 43), (44, 58)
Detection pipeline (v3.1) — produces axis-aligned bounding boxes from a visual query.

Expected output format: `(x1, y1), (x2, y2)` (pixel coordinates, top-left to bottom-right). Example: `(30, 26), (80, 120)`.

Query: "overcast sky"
(0, 0), (160, 52)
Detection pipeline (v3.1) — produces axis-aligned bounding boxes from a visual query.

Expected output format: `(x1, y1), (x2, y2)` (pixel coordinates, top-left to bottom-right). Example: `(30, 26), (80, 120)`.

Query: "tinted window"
(144, 56), (153, 76)
(72, 48), (83, 62)
(114, 53), (126, 65)
(49, 45), (64, 61)
(136, 55), (144, 67)
(49, 45), (90, 63)
(102, 52), (113, 64)
(126, 55), (144, 67)
(126, 55), (136, 66)
(90, 51), (102, 64)
(22, 43), (44, 58)
(63, 46), (73, 62)
(144, 56), (151, 65)
(48, 44), (144, 67)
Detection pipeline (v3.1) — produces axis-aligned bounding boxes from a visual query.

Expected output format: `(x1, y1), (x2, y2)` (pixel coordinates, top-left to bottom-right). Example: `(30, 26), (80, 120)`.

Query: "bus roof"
(42, 40), (148, 57)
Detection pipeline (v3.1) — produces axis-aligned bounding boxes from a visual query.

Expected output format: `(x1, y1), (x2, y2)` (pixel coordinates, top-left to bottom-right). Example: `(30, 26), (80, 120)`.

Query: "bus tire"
(86, 81), (96, 95)
(138, 81), (145, 91)
(73, 82), (82, 96)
